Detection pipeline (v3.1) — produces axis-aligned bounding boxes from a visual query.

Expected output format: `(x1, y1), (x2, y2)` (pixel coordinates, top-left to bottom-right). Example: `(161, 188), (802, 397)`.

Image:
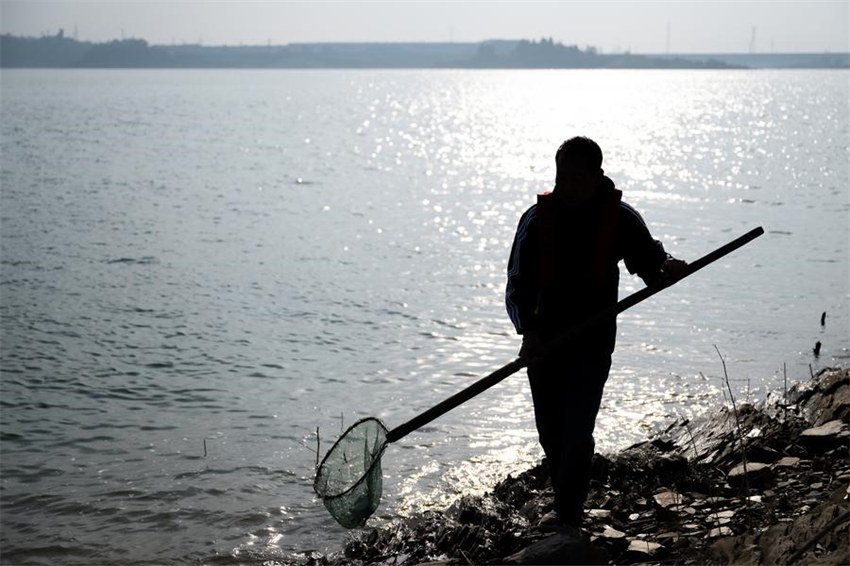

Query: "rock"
(655, 531), (682, 544)
(653, 490), (685, 508)
(707, 509), (736, 526)
(625, 539), (664, 559)
(502, 533), (606, 565)
(711, 534), (759, 564)
(774, 456), (801, 467)
(800, 418), (848, 443)
(715, 493), (850, 565)
(601, 526), (627, 539)
(794, 368), (849, 426)
(727, 461), (772, 488)
(709, 526), (734, 537)
(517, 500), (539, 522)
(587, 508), (610, 519)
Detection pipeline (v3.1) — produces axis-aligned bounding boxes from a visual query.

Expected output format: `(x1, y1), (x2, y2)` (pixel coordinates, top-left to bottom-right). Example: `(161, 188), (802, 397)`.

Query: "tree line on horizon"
(2, 32), (848, 69)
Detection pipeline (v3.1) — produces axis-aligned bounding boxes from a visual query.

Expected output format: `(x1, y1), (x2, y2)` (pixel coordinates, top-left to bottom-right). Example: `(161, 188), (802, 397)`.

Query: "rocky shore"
(298, 367), (848, 565)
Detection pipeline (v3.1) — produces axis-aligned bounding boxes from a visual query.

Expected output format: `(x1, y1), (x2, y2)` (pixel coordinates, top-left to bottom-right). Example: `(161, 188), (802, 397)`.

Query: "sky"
(1, 1), (848, 54)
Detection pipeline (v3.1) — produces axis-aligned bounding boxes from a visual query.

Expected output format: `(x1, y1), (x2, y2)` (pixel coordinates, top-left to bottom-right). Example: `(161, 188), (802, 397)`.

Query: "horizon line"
(4, 32), (847, 56)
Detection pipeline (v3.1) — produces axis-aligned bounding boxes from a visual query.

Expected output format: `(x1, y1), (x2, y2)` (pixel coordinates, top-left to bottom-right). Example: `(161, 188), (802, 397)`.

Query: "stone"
(795, 368), (849, 426)
(587, 509), (611, 519)
(601, 526), (626, 539)
(801, 419), (847, 438)
(709, 526), (733, 537)
(774, 456), (801, 467)
(653, 490), (684, 508)
(727, 461), (772, 488)
(656, 532), (681, 543)
(626, 539), (664, 558)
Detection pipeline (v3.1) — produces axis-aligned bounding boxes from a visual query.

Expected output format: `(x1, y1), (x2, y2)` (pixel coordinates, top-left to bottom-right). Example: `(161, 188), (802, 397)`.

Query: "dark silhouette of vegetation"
(2, 33), (848, 69)
(0, 32), (92, 67)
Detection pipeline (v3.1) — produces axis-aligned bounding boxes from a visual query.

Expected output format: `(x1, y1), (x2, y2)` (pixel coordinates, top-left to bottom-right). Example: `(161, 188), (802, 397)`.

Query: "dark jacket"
(505, 177), (667, 354)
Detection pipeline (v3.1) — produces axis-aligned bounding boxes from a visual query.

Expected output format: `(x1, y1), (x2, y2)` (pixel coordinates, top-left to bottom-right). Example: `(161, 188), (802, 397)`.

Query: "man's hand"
(659, 256), (689, 285)
(519, 331), (543, 363)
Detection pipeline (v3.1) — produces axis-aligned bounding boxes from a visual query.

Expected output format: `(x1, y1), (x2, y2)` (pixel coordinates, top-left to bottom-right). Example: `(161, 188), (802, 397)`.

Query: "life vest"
(536, 186), (622, 291)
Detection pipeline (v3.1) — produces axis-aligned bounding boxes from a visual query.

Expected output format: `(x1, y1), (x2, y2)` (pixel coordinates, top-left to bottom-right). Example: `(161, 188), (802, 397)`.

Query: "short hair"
(555, 136), (603, 172)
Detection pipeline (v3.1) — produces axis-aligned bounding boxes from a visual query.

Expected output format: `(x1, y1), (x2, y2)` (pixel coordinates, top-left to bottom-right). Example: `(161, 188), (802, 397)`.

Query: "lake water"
(1, 69), (847, 565)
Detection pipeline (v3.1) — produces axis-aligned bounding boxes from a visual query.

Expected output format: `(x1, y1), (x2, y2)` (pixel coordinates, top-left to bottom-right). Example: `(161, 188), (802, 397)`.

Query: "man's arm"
(505, 206), (539, 335)
(619, 202), (687, 285)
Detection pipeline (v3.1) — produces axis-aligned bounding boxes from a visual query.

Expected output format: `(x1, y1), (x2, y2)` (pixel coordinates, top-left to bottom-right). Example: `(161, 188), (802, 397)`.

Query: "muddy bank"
(296, 367), (848, 565)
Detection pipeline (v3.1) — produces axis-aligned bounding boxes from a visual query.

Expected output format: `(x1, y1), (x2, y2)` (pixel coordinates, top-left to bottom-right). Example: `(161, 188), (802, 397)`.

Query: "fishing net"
(313, 417), (389, 528)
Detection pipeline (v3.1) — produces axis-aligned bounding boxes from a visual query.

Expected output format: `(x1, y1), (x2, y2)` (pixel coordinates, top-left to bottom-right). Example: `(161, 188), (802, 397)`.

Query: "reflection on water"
(1, 69), (847, 564)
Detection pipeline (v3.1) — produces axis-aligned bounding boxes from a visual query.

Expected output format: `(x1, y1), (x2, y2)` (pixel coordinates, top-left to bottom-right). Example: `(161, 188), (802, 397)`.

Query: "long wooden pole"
(385, 226), (764, 444)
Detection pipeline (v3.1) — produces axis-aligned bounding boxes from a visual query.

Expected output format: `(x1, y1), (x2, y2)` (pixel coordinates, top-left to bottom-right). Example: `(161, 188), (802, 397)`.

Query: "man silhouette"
(505, 136), (686, 534)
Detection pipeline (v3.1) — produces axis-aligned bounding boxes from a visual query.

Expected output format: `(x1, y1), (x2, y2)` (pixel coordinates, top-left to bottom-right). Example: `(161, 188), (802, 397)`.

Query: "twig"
(783, 362), (788, 423)
(683, 420), (699, 460)
(301, 428), (321, 467)
(714, 345), (750, 502)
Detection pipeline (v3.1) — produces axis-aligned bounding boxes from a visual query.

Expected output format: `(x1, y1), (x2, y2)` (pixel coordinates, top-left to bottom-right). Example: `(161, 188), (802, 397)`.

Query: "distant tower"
(749, 26), (757, 53)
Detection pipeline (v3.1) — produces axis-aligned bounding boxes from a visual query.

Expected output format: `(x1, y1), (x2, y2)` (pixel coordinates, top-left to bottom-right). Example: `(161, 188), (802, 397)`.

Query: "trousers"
(527, 354), (611, 527)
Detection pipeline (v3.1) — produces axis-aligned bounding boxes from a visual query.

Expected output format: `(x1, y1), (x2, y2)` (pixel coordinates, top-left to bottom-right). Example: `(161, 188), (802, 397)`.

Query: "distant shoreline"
(2, 33), (848, 69)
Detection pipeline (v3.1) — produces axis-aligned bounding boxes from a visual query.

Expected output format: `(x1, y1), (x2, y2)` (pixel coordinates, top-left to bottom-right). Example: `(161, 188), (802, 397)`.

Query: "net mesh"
(313, 417), (389, 528)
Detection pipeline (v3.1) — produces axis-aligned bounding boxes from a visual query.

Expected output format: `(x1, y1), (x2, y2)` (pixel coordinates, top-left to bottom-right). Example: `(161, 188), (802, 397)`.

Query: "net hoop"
(313, 416), (389, 501)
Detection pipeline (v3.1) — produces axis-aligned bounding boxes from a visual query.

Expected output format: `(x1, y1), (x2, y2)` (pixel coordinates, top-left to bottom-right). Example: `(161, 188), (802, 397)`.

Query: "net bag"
(313, 417), (389, 528)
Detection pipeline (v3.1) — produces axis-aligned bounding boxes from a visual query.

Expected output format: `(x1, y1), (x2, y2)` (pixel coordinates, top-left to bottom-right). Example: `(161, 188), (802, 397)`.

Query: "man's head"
(554, 136), (604, 205)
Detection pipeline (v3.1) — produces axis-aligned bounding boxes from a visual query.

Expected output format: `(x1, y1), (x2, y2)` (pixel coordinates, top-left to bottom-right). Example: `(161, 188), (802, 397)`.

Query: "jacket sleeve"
(505, 206), (540, 334)
(619, 201), (669, 286)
